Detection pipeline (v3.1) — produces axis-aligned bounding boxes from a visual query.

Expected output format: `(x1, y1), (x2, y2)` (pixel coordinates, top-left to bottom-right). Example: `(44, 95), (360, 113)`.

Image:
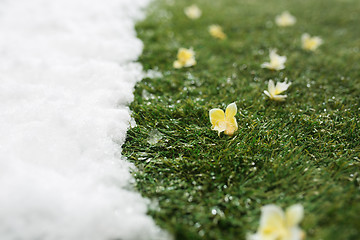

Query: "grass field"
(122, 0), (360, 239)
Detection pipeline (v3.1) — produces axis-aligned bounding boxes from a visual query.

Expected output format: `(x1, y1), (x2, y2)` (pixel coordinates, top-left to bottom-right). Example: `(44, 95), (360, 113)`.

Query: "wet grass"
(122, 0), (360, 239)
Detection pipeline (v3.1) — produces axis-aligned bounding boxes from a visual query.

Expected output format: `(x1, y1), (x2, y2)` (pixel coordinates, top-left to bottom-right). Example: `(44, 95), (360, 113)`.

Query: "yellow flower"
(209, 102), (238, 136)
(264, 80), (291, 101)
(209, 25), (227, 40)
(173, 48), (196, 69)
(247, 204), (306, 240)
(184, 4), (202, 19)
(301, 33), (323, 51)
(261, 50), (287, 71)
(275, 11), (296, 27)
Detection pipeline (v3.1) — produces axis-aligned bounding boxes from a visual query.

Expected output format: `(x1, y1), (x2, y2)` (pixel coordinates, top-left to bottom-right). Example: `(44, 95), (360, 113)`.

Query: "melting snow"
(147, 129), (163, 145)
(0, 0), (169, 239)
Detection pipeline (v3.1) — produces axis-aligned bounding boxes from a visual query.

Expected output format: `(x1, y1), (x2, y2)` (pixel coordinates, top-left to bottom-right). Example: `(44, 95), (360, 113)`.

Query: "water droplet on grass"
(211, 209), (217, 215)
(147, 129), (163, 145)
(142, 89), (155, 100)
(224, 194), (233, 202)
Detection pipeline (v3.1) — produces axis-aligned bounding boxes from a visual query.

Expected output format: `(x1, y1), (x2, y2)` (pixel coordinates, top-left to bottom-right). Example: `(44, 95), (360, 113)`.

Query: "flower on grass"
(301, 33), (323, 51)
(209, 25), (227, 40)
(247, 204), (306, 240)
(261, 50), (287, 71)
(209, 102), (238, 136)
(264, 80), (291, 101)
(275, 11), (296, 27)
(173, 48), (196, 69)
(184, 4), (202, 19)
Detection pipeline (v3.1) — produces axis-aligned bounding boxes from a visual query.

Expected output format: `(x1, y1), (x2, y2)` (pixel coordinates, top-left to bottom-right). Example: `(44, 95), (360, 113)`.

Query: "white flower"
(184, 4), (202, 19)
(275, 11), (296, 27)
(261, 50), (287, 71)
(247, 204), (306, 240)
(209, 25), (227, 40)
(264, 80), (291, 101)
(209, 102), (238, 136)
(301, 33), (323, 51)
(173, 48), (196, 69)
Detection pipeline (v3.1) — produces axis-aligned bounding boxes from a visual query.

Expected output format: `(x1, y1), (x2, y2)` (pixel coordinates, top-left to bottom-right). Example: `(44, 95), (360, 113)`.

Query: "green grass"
(122, 0), (360, 239)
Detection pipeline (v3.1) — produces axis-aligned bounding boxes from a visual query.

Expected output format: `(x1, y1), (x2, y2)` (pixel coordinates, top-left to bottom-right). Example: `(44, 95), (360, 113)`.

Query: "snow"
(0, 0), (169, 239)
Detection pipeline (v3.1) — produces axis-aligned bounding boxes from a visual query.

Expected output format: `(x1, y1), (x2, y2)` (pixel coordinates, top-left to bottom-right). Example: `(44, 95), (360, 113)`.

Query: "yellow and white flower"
(301, 33), (323, 51)
(209, 102), (238, 136)
(264, 80), (291, 101)
(275, 11), (296, 27)
(247, 204), (306, 240)
(173, 48), (196, 69)
(184, 4), (202, 19)
(209, 25), (227, 40)
(261, 50), (287, 71)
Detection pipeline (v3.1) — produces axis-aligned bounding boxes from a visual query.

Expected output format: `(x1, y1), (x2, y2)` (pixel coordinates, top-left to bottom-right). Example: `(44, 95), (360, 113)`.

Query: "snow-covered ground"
(0, 0), (168, 239)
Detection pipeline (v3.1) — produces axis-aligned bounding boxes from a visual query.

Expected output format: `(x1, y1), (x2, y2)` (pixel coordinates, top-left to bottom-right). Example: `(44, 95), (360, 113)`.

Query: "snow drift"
(0, 0), (167, 239)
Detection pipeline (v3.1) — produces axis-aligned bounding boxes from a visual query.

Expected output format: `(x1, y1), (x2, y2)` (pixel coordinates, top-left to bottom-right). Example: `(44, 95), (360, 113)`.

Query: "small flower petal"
(301, 33), (310, 42)
(264, 90), (271, 98)
(275, 11), (296, 27)
(213, 121), (227, 136)
(261, 50), (286, 71)
(260, 205), (285, 231)
(174, 48), (196, 69)
(301, 33), (323, 51)
(209, 109), (225, 127)
(210, 108), (227, 136)
(209, 25), (227, 40)
(271, 94), (288, 101)
(275, 81), (291, 95)
(209, 103), (238, 136)
(285, 204), (304, 228)
(269, 49), (278, 60)
(224, 118), (238, 136)
(184, 4), (202, 19)
(265, 80), (291, 101)
(268, 80), (276, 95)
(261, 62), (271, 69)
(248, 204), (305, 240)
(225, 102), (237, 119)
(173, 60), (182, 69)
(184, 58), (196, 67)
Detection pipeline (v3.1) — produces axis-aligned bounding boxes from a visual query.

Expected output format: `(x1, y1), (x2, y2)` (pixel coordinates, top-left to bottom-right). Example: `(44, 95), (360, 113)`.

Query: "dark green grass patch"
(123, 0), (360, 239)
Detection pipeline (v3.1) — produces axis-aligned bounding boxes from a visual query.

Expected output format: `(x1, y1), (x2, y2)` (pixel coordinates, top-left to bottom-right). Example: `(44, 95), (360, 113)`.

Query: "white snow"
(0, 0), (169, 239)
